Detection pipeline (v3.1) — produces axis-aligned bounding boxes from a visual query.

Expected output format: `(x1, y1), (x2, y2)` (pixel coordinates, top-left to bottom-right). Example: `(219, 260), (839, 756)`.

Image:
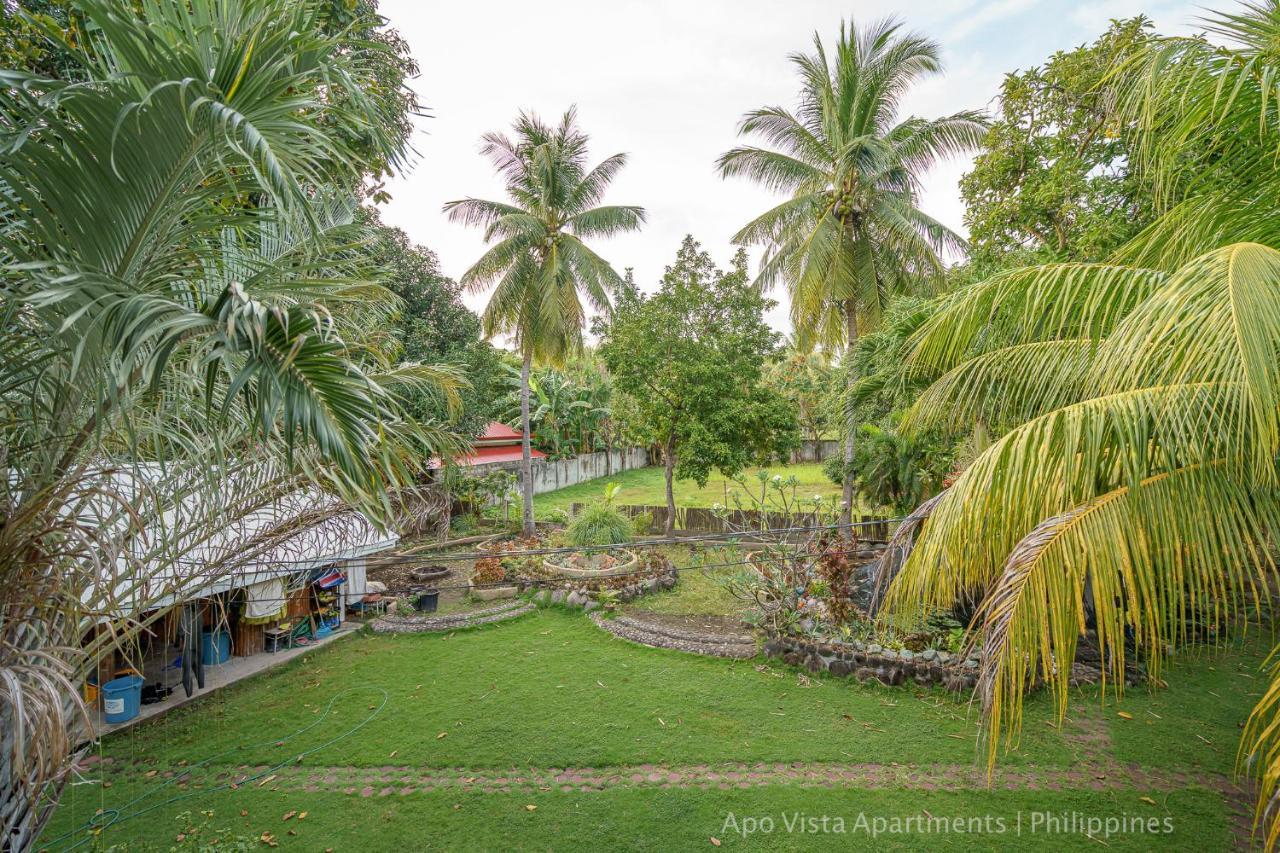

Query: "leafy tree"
(0, 0), (450, 842)
(1107, 3), (1280, 270)
(445, 108), (645, 535)
(718, 18), (986, 533)
(597, 237), (799, 535)
(764, 347), (834, 445)
(0, 1), (85, 81)
(959, 17), (1155, 268)
(363, 210), (506, 437)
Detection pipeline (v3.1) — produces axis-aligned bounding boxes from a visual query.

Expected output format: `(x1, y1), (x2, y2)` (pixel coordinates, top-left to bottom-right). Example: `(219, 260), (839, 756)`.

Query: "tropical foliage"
(959, 17), (1155, 269)
(719, 17), (986, 529)
(446, 109), (644, 534)
(763, 347), (835, 445)
(876, 5), (1280, 846)
(0, 0), (455, 843)
(497, 357), (614, 459)
(598, 237), (799, 534)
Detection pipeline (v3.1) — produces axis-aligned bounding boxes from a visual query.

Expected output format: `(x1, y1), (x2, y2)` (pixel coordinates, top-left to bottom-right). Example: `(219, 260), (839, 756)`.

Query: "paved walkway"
(92, 623), (358, 737)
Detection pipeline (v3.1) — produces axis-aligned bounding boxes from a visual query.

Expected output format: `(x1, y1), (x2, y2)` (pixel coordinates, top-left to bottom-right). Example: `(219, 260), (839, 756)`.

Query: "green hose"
(47, 685), (389, 851)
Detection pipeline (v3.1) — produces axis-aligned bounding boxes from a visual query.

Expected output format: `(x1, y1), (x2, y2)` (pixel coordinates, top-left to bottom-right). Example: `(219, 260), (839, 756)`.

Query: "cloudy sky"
(377, 0), (1204, 331)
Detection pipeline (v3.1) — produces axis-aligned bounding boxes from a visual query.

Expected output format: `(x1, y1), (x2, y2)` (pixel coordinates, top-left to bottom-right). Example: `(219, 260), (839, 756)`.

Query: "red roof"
(428, 444), (545, 469)
(476, 421), (523, 444)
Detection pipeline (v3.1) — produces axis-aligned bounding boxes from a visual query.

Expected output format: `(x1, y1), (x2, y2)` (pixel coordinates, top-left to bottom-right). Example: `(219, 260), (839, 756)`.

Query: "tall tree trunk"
(520, 352), (535, 537)
(663, 434), (676, 537)
(840, 301), (859, 539)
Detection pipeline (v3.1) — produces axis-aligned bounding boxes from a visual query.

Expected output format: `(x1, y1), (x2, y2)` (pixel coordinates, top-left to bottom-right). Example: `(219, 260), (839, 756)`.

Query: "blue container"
(201, 630), (231, 665)
(101, 675), (143, 724)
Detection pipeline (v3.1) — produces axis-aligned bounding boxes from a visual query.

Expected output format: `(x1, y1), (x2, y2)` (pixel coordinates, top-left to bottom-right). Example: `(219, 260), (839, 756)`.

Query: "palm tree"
(445, 109), (645, 535)
(718, 18), (986, 534)
(880, 242), (1280, 845)
(0, 1), (459, 842)
(873, 6), (1280, 845)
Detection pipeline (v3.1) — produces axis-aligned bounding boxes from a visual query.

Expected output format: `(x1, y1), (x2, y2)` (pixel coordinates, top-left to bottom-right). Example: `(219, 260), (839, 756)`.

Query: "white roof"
(74, 463), (398, 617)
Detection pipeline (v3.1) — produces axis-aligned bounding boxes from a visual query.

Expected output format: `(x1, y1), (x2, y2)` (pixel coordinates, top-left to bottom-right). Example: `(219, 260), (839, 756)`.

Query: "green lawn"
(529, 462), (853, 519)
(44, 612), (1256, 851)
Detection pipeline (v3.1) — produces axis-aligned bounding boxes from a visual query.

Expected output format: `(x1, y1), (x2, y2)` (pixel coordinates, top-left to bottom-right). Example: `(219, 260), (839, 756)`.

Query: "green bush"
(566, 503), (633, 547)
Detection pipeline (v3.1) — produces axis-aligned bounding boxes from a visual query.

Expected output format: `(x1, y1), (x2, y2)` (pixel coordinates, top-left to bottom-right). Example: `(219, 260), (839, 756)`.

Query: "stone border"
(544, 548), (639, 578)
(370, 600), (534, 634)
(526, 561), (679, 612)
(764, 633), (980, 690)
(591, 612), (757, 659)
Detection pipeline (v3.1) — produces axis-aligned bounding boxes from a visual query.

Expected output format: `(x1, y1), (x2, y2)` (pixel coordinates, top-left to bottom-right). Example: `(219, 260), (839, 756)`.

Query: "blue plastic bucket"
(101, 675), (143, 724)
(201, 630), (231, 665)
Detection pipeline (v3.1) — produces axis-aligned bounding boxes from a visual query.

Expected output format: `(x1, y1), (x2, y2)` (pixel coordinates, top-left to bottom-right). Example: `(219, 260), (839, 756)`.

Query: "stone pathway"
(99, 757), (1245, 801)
(370, 600), (534, 634)
(591, 612), (757, 659)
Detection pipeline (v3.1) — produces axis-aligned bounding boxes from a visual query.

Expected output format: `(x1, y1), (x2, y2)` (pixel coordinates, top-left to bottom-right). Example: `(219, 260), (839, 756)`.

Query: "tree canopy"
(959, 18), (1156, 269)
(598, 237), (798, 533)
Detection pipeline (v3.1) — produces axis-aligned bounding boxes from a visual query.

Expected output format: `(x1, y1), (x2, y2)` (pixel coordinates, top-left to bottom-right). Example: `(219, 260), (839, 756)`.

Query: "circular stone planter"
(543, 549), (638, 578)
(411, 565), (451, 584)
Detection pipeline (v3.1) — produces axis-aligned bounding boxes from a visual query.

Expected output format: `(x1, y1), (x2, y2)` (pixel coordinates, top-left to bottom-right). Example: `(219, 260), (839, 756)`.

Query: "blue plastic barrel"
(101, 675), (143, 724)
(201, 630), (230, 665)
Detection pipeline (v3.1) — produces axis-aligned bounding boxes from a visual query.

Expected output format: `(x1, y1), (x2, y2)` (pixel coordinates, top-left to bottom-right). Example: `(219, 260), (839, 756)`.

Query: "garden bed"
(543, 548), (638, 578)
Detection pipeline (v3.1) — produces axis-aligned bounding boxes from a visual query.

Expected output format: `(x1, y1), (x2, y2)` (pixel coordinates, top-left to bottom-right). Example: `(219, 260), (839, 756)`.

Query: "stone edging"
(370, 601), (534, 634)
(764, 634), (979, 690)
(527, 563), (679, 612)
(591, 612), (757, 660)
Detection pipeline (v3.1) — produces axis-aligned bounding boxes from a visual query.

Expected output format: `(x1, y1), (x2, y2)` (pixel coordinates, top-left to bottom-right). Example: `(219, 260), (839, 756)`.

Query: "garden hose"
(47, 685), (389, 852)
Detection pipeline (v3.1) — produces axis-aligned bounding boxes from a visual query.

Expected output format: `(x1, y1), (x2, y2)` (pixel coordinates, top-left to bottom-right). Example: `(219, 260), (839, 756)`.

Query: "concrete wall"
(790, 439), (841, 463)
(470, 447), (650, 496)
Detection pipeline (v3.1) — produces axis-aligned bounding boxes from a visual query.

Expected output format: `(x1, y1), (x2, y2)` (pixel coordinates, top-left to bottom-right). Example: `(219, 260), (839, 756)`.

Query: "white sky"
(377, 0), (1203, 333)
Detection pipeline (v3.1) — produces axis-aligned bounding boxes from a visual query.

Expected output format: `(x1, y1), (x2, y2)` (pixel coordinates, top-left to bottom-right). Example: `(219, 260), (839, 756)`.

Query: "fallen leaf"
(240, 810), (248, 817)
(298, 812), (308, 820)
(145, 770), (157, 778)
(389, 750), (397, 758)
(257, 774), (277, 787)
(282, 810), (296, 822)
(526, 804), (537, 811)
(1117, 711), (1133, 720)
(658, 718), (666, 727)
(710, 837), (722, 846)
(436, 731), (448, 739)
(1139, 796), (1157, 806)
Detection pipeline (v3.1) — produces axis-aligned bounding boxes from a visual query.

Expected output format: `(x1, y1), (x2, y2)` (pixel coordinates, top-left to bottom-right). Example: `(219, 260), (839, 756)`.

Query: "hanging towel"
(243, 578), (286, 624)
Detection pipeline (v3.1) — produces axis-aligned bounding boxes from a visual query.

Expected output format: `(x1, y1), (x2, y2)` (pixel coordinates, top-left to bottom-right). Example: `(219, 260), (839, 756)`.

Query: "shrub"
(471, 556), (507, 585)
(566, 503), (633, 547)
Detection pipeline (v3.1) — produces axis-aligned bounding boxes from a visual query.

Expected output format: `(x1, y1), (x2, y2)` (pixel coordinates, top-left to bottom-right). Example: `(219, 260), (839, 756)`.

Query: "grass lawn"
(527, 462), (855, 520)
(44, 612), (1256, 851)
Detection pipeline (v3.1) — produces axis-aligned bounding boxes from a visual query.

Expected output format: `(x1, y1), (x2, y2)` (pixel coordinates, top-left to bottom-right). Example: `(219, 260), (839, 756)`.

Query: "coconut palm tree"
(0, 1), (460, 843)
(445, 109), (645, 535)
(873, 5), (1280, 846)
(717, 18), (986, 534)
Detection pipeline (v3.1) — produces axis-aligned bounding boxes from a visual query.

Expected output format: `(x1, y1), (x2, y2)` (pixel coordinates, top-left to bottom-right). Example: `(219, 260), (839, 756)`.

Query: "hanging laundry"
(243, 578), (286, 624)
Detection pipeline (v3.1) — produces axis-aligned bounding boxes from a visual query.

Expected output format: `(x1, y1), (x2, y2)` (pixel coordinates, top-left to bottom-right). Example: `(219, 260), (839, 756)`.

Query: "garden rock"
(920, 649), (937, 662)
